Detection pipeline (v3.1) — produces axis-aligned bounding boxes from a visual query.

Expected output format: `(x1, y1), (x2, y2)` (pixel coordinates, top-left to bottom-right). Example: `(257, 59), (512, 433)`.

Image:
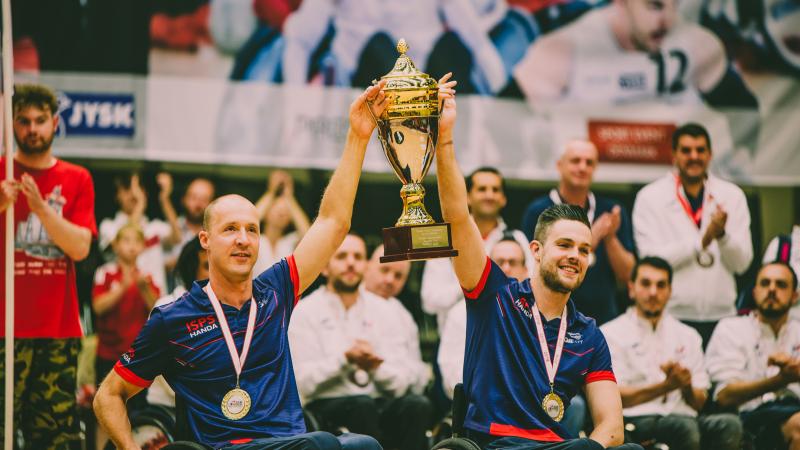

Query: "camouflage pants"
(0, 338), (81, 449)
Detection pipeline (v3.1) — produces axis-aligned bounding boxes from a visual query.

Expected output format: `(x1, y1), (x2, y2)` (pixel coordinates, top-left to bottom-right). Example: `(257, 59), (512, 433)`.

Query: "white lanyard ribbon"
(532, 303), (569, 387)
(206, 284), (257, 386)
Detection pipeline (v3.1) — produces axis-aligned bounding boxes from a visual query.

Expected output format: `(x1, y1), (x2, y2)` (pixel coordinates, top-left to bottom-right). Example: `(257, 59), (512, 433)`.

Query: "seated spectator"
(362, 245), (430, 391)
(253, 170), (310, 274)
(99, 173), (181, 294)
(92, 223), (160, 448)
(289, 234), (433, 450)
(147, 236), (209, 410)
(762, 213), (800, 320)
(706, 262), (800, 449)
(601, 257), (742, 450)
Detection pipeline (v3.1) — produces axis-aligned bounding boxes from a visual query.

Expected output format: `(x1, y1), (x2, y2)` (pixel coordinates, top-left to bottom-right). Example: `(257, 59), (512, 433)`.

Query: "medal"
(207, 284), (258, 421)
(222, 387), (252, 420)
(532, 303), (568, 422)
(542, 390), (565, 422)
(696, 249), (715, 268)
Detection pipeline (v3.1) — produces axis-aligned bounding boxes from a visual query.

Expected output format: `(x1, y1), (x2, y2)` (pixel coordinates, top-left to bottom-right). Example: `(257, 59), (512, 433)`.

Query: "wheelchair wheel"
(431, 437), (482, 450)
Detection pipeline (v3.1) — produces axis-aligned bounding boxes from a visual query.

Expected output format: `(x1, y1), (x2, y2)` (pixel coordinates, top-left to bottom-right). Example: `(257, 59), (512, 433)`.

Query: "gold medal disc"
(542, 392), (564, 422)
(221, 388), (251, 420)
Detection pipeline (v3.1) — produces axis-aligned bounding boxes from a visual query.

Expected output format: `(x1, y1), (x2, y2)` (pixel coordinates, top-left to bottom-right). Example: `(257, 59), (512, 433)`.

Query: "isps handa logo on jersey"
(513, 297), (533, 319)
(185, 315), (218, 338)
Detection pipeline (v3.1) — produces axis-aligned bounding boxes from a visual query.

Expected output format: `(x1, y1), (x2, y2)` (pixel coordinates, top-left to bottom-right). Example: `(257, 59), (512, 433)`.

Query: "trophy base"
(381, 223), (458, 262)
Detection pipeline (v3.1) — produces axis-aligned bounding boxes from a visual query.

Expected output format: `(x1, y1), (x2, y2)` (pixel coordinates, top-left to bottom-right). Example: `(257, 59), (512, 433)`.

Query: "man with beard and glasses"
(601, 257), (742, 450)
(706, 262), (800, 450)
(289, 234), (433, 450)
(0, 83), (97, 448)
(435, 82), (639, 450)
(93, 80), (393, 450)
(633, 122), (752, 348)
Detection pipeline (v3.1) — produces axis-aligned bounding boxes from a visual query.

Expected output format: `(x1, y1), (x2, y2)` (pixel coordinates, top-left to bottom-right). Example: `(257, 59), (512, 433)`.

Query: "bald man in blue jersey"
(93, 82), (393, 450)
(435, 75), (641, 450)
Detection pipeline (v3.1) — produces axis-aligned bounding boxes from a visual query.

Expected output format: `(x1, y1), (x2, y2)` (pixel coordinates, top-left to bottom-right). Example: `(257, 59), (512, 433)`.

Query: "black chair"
(430, 384), (481, 450)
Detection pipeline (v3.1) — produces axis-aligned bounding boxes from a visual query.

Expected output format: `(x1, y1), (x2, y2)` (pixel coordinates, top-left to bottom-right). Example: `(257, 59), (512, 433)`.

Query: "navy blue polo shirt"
(520, 193), (635, 325)
(114, 257), (305, 448)
(462, 258), (616, 442)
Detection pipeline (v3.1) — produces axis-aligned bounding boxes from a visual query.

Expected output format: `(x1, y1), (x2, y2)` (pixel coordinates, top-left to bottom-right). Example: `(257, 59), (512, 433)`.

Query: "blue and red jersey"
(462, 258), (616, 442)
(114, 257), (305, 448)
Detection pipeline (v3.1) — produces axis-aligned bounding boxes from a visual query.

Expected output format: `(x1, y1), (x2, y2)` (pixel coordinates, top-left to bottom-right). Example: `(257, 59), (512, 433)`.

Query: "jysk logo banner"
(57, 92), (135, 137)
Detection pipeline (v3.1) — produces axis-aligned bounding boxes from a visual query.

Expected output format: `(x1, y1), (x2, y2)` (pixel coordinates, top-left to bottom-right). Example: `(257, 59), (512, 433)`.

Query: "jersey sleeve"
(585, 329), (616, 384)
(462, 258), (511, 303)
(113, 308), (170, 388)
(254, 255), (300, 312)
(67, 167), (98, 237)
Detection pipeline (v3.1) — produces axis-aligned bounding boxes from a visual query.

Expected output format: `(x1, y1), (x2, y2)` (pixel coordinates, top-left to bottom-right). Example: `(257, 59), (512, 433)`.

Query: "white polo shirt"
(601, 308), (710, 417)
(289, 286), (428, 404)
(706, 314), (800, 412)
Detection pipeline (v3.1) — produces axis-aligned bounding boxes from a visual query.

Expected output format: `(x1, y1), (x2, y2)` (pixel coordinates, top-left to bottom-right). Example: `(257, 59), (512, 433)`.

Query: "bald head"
(557, 139), (598, 191)
(203, 195), (257, 231)
(364, 245), (411, 299)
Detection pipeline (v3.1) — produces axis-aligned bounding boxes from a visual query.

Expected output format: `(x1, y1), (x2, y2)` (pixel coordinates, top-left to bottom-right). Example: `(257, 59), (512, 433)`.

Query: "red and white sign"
(588, 120), (676, 165)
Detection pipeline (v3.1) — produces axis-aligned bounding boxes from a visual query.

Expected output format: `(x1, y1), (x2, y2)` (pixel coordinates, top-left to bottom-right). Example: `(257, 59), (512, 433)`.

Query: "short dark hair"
(672, 123), (711, 151)
(113, 172), (141, 192)
(13, 83), (59, 116)
(631, 256), (673, 284)
(532, 204), (591, 243)
(758, 262), (798, 291)
(176, 236), (205, 288)
(465, 166), (505, 194)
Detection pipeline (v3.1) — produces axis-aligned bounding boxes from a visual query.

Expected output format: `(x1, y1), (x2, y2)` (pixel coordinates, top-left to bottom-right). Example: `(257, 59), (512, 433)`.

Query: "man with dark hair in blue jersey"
(434, 75), (640, 450)
(91, 80), (401, 449)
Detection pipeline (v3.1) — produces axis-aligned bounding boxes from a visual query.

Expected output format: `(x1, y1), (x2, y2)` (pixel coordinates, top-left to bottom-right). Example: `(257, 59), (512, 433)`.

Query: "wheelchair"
(430, 384), (481, 450)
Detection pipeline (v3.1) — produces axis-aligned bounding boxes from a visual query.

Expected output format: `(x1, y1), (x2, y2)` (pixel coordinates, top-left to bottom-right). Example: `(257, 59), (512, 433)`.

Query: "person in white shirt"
(252, 170), (310, 274)
(706, 262), (800, 450)
(762, 222), (800, 321)
(362, 245), (431, 392)
(512, 0), (757, 109)
(601, 256), (742, 450)
(421, 166), (532, 331)
(282, 0), (508, 93)
(289, 234), (433, 450)
(633, 123), (753, 348)
(99, 173), (182, 294)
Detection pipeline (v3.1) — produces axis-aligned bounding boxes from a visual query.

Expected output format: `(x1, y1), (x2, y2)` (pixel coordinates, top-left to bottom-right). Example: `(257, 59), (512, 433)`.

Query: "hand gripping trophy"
(367, 39), (458, 263)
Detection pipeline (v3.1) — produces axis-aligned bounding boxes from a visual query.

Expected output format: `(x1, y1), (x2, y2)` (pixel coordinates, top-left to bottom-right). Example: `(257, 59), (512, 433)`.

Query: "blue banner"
(57, 92), (136, 138)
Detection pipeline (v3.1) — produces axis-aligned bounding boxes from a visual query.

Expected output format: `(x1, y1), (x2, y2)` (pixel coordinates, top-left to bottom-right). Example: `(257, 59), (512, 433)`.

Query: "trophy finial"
(397, 39), (408, 55)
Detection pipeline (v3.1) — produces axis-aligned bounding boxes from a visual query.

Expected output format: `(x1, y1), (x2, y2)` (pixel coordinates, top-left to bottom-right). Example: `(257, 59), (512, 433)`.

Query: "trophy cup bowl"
(370, 39), (458, 263)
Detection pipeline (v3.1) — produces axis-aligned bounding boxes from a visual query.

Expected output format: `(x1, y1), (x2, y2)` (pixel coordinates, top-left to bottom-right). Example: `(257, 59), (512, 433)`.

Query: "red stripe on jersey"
(230, 438), (254, 444)
(287, 254), (300, 305)
(113, 361), (153, 388)
(585, 370), (616, 384)
(489, 423), (564, 442)
(463, 257), (492, 300)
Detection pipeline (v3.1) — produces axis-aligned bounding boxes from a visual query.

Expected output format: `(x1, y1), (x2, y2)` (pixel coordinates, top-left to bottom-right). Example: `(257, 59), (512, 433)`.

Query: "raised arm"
(435, 74), (487, 291)
(94, 370), (145, 450)
(292, 81), (388, 294)
(156, 172), (182, 246)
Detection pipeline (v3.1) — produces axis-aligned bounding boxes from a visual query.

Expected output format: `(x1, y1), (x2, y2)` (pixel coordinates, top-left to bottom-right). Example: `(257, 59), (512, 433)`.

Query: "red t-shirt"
(92, 262), (160, 361)
(0, 158), (97, 338)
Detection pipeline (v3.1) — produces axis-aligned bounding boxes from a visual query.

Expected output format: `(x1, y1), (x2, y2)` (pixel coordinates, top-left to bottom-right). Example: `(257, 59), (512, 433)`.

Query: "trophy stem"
(396, 183), (435, 226)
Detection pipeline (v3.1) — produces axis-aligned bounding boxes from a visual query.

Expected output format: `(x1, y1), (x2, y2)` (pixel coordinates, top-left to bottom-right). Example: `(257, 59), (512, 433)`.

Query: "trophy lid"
(378, 39), (438, 118)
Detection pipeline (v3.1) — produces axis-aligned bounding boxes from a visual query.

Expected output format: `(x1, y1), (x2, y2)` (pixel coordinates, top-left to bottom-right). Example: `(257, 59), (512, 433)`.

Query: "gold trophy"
(367, 39), (458, 263)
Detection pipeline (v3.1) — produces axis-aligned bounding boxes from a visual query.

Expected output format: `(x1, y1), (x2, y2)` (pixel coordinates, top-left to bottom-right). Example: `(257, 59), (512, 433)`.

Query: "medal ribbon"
(674, 175), (711, 229)
(532, 303), (569, 389)
(207, 284), (258, 386)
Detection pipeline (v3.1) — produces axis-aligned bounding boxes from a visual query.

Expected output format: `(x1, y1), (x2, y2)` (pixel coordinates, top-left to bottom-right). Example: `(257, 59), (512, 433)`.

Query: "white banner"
(27, 72), (800, 186)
